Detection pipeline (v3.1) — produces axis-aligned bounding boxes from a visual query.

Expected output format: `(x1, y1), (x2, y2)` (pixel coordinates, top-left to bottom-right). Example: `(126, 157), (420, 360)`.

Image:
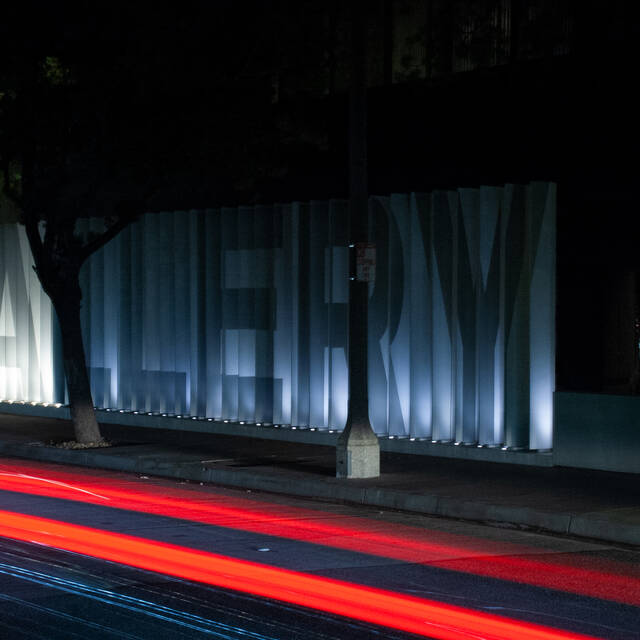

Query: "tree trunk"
(51, 283), (103, 444)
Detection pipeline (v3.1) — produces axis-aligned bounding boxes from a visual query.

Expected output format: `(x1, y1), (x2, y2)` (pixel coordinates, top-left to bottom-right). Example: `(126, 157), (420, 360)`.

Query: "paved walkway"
(0, 412), (638, 547)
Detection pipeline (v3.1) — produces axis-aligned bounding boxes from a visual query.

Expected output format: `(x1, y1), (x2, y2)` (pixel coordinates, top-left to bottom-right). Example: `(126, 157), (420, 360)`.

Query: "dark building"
(1, 0), (638, 473)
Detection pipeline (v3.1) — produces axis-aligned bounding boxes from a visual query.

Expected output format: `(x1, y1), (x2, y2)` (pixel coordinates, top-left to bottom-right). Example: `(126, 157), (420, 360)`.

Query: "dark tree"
(0, 49), (148, 442)
(0, 2), (336, 443)
(0, 5), (174, 443)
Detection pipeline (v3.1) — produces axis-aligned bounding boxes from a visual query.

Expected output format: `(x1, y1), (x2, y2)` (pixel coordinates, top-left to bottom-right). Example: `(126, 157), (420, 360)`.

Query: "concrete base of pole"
(336, 420), (380, 478)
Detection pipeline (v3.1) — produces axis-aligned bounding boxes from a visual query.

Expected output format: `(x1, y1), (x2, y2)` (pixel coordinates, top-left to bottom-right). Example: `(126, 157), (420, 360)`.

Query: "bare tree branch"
(78, 212), (137, 265)
(22, 209), (44, 271)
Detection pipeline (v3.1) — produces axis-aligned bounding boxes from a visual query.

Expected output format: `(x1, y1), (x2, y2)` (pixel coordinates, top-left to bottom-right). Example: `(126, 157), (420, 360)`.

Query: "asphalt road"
(0, 536), (419, 640)
(0, 457), (638, 640)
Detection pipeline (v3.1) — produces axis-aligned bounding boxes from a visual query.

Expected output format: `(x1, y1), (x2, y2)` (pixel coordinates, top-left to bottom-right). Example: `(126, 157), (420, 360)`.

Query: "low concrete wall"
(554, 392), (640, 473)
(1, 401), (552, 467)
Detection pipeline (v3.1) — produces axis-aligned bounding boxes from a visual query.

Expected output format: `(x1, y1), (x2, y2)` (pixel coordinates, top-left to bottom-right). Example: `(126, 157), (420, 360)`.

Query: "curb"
(1, 442), (638, 548)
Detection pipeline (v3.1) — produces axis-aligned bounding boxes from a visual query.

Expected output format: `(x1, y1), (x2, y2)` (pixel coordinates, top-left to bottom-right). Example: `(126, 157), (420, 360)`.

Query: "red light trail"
(1, 460), (638, 606)
(0, 509), (601, 640)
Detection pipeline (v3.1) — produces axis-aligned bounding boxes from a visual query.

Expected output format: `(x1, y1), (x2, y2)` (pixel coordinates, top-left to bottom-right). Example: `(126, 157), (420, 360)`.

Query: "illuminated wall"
(78, 202), (350, 429)
(369, 183), (556, 449)
(2, 182), (555, 449)
(0, 224), (55, 403)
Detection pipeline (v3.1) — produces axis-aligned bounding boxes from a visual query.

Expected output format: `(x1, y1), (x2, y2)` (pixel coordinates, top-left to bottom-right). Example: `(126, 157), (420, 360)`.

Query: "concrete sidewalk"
(0, 412), (639, 547)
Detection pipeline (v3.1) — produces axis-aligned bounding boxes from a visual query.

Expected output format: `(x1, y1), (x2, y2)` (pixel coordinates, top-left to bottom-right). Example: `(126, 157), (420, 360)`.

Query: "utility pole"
(336, 0), (380, 478)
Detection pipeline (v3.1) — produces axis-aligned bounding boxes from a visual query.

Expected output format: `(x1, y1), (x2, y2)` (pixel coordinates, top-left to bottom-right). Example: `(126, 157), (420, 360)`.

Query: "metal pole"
(336, 0), (380, 478)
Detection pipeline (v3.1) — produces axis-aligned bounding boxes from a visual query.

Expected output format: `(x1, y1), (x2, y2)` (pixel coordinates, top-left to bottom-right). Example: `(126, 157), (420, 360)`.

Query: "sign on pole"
(356, 243), (376, 283)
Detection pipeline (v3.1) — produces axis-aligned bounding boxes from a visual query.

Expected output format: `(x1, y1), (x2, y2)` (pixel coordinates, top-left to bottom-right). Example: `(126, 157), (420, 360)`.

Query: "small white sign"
(356, 243), (376, 283)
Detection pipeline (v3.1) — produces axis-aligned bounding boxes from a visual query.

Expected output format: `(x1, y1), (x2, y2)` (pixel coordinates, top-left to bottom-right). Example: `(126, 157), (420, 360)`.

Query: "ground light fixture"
(1, 400), (543, 459)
